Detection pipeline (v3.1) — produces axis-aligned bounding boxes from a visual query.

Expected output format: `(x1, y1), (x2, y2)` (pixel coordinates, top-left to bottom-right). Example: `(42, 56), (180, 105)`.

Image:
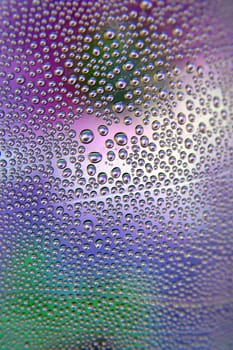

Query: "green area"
(0, 248), (153, 349)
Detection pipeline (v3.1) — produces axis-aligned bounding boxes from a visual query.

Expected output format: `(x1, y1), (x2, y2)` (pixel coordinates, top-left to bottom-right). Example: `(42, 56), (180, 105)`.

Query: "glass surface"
(0, 0), (233, 349)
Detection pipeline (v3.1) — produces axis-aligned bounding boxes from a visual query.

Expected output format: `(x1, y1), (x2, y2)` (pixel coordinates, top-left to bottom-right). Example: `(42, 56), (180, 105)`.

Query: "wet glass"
(0, 0), (233, 349)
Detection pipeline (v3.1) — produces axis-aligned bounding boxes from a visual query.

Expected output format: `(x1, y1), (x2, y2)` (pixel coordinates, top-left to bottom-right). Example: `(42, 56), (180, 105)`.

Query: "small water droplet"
(57, 159), (67, 169)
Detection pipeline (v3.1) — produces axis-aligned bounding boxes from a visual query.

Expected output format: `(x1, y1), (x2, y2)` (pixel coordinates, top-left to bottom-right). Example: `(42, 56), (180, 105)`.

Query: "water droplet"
(63, 168), (72, 178)
(57, 159), (67, 169)
(111, 167), (121, 178)
(140, 0), (152, 10)
(68, 75), (77, 85)
(135, 125), (144, 135)
(119, 148), (128, 159)
(54, 66), (64, 76)
(104, 29), (116, 40)
(122, 172), (131, 184)
(87, 164), (96, 176)
(123, 61), (134, 71)
(16, 75), (25, 84)
(185, 61), (196, 74)
(97, 172), (107, 184)
(188, 153), (196, 163)
(105, 139), (114, 148)
(94, 239), (103, 249)
(177, 112), (186, 125)
(113, 102), (125, 113)
(98, 125), (109, 136)
(116, 79), (127, 89)
(79, 129), (94, 144)
(114, 132), (128, 146)
(83, 219), (93, 231)
(107, 151), (116, 161)
(199, 122), (207, 133)
(152, 120), (160, 130)
(88, 151), (102, 163)
(140, 135), (149, 147)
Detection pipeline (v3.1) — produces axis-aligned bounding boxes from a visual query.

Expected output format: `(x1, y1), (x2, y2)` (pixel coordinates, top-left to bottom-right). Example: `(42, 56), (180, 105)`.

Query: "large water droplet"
(88, 151), (102, 163)
(114, 132), (128, 146)
(80, 129), (95, 144)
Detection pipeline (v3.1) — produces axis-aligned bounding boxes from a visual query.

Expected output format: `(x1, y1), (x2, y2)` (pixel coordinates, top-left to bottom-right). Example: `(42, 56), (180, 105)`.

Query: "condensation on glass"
(0, 0), (233, 349)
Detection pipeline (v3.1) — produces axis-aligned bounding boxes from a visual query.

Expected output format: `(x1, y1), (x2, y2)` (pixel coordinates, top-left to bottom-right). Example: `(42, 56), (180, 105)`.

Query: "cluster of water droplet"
(0, 0), (233, 349)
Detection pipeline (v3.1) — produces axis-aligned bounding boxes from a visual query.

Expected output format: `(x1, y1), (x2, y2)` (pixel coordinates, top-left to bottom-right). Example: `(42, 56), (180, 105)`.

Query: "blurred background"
(0, 0), (233, 349)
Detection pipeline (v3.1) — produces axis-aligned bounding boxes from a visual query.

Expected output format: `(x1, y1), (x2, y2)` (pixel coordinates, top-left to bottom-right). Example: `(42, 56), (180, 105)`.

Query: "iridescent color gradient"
(0, 0), (233, 349)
